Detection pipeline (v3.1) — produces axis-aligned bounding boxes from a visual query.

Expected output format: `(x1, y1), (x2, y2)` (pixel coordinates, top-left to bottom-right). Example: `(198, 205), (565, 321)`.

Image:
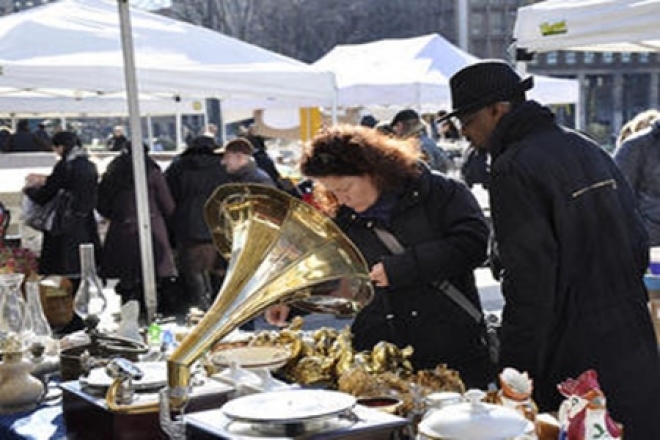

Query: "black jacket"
(336, 167), (492, 388)
(97, 152), (176, 281)
(4, 131), (46, 152)
(165, 145), (230, 246)
(488, 101), (660, 436)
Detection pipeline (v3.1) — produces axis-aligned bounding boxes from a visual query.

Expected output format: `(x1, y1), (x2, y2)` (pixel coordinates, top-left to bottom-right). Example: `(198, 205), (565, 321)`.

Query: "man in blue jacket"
(613, 116), (660, 246)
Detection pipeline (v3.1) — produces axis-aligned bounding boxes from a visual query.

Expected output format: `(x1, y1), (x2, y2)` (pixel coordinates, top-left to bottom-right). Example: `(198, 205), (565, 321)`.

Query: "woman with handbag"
(266, 124), (494, 389)
(23, 131), (100, 334)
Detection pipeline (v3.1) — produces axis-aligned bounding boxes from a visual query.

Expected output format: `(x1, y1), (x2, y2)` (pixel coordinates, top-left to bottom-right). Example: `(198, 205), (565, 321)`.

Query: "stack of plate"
(211, 346), (290, 371)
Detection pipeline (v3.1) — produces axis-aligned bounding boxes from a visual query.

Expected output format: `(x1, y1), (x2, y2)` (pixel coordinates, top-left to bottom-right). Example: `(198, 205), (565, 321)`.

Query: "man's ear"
(490, 102), (512, 122)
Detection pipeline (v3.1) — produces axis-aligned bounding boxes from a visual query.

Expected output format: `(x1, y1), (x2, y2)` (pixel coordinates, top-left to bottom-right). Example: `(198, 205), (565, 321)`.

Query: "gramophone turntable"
(185, 389), (409, 439)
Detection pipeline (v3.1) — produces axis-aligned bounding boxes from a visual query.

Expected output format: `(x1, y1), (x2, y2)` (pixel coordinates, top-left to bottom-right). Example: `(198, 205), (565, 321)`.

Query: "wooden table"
(61, 380), (233, 440)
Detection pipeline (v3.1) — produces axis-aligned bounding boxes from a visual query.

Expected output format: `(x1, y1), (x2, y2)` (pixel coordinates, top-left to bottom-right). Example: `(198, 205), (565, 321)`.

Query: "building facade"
(456, 0), (660, 149)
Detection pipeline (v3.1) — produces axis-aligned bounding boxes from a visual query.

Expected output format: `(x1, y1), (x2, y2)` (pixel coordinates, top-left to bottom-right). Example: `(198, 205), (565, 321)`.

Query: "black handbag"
(23, 189), (73, 235)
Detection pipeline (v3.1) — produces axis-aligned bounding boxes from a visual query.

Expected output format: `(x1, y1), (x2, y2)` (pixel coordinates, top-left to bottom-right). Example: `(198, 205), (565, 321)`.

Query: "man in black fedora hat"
(444, 60), (660, 438)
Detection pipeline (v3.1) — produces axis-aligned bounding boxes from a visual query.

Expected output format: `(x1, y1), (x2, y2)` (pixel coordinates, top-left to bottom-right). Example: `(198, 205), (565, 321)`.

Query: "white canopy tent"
(313, 33), (579, 113)
(0, 0), (336, 322)
(514, 0), (660, 53)
(0, 0), (336, 108)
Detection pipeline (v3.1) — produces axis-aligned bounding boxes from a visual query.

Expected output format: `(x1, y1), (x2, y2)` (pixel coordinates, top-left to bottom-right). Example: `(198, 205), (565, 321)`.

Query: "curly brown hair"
(301, 124), (421, 215)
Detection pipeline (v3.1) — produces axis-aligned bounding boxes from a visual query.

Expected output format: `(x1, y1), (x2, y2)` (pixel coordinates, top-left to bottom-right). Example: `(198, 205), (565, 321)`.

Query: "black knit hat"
(439, 60), (534, 122)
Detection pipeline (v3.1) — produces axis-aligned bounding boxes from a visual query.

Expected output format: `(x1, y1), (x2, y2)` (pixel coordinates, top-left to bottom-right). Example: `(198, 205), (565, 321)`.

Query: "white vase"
(0, 352), (44, 414)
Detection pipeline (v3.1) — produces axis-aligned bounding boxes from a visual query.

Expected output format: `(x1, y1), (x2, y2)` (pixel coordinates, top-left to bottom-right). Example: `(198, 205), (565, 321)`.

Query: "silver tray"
(221, 389), (356, 424)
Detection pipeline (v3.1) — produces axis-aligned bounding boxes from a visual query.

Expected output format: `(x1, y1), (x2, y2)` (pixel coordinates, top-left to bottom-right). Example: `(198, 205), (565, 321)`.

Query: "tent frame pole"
(117, 0), (158, 324)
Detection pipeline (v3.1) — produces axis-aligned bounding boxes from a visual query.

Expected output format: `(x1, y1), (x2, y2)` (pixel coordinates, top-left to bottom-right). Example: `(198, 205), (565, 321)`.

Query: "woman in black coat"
(266, 124), (493, 389)
(24, 131), (100, 276)
(97, 143), (176, 317)
(23, 131), (100, 333)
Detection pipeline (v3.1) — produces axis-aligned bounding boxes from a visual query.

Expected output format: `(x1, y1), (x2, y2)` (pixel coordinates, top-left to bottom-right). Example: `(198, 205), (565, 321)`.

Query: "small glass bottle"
(24, 275), (52, 354)
(73, 243), (107, 328)
(0, 272), (27, 353)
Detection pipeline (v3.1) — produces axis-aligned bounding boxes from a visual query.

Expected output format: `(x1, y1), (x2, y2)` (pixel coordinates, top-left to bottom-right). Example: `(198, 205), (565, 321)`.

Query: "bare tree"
(169, 0), (457, 63)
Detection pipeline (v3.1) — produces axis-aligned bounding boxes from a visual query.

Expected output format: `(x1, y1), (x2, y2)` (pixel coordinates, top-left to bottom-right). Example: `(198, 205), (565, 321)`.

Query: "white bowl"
(211, 346), (290, 371)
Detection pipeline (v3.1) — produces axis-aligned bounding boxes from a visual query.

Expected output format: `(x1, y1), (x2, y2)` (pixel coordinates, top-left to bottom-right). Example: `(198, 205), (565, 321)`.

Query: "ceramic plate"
(222, 389), (356, 423)
(80, 361), (167, 391)
(211, 345), (290, 371)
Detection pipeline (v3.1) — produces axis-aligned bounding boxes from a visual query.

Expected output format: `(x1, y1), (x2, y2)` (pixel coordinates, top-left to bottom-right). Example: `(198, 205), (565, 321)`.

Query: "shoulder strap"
(373, 226), (483, 323)
(373, 227), (405, 254)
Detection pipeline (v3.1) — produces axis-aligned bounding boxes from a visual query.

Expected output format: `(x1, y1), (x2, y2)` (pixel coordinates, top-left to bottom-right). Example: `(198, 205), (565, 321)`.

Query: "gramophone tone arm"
(104, 359), (160, 414)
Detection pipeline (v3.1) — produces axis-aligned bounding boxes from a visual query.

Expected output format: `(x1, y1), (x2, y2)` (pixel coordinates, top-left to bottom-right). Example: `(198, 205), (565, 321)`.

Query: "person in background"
(441, 59), (660, 438)
(106, 125), (128, 152)
(613, 110), (660, 246)
(23, 131), (100, 334)
(266, 124), (493, 389)
(34, 122), (52, 150)
(240, 125), (301, 198)
(436, 110), (461, 141)
(359, 114), (378, 129)
(391, 109), (451, 173)
(3, 119), (46, 152)
(0, 126), (11, 152)
(202, 123), (219, 143)
(460, 144), (489, 189)
(97, 142), (176, 322)
(616, 109), (660, 147)
(375, 121), (395, 137)
(217, 138), (276, 187)
(165, 135), (231, 312)
(218, 137), (276, 331)
(237, 125), (281, 182)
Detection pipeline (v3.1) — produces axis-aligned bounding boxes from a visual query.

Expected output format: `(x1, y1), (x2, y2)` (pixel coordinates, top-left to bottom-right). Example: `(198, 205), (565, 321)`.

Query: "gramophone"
(64, 184), (374, 438)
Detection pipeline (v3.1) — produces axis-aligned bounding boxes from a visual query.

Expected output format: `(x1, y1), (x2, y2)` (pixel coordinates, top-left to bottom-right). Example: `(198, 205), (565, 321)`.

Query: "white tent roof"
(0, 0), (335, 108)
(514, 0), (660, 53)
(313, 33), (578, 110)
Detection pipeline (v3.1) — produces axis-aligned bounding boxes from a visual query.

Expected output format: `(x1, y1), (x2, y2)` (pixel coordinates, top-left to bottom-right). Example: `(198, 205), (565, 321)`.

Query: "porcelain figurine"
(497, 367), (538, 439)
(557, 369), (622, 440)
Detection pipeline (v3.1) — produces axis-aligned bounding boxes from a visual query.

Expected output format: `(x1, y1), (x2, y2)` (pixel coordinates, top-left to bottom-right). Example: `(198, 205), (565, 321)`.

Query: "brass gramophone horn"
(167, 183), (374, 392)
